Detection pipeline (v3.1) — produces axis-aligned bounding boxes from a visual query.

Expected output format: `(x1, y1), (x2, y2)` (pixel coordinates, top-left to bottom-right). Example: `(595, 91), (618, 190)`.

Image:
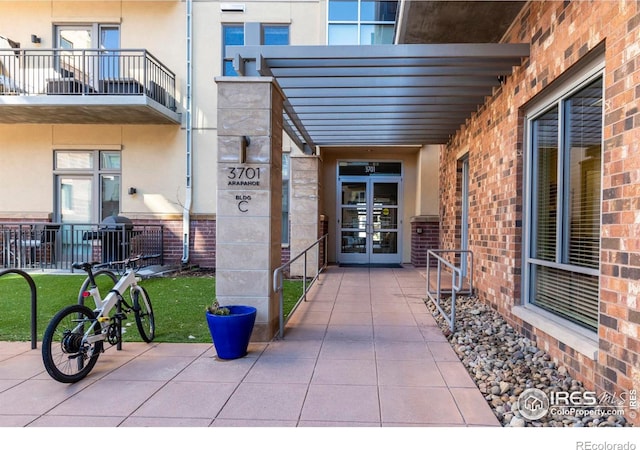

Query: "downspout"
(182, 0), (193, 264)
(394, 0), (406, 45)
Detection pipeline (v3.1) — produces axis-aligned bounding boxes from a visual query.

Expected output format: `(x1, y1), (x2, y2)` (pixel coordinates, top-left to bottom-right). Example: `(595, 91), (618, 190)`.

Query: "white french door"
(337, 176), (402, 265)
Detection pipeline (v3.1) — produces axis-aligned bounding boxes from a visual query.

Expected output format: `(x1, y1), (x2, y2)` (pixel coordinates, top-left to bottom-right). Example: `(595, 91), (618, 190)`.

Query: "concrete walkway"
(0, 265), (499, 427)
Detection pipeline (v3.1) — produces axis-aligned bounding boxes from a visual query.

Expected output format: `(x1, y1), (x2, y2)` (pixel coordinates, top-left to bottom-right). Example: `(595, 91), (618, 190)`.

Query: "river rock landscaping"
(424, 295), (632, 427)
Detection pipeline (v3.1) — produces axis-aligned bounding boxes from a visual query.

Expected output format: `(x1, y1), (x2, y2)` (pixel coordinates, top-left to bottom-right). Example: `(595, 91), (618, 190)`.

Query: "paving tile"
(371, 302), (411, 313)
(30, 415), (124, 426)
(173, 354), (256, 383)
(133, 381), (237, 419)
(428, 342), (462, 361)
(0, 379), (88, 415)
(379, 386), (464, 425)
(329, 311), (373, 326)
(244, 356), (316, 384)
(374, 341), (433, 361)
(300, 384), (380, 423)
(332, 301), (372, 313)
(0, 415), (41, 426)
(318, 339), (375, 360)
(374, 325), (425, 342)
(281, 324), (327, 341)
(419, 325), (449, 342)
(311, 358), (377, 385)
(218, 383), (308, 421)
(0, 353), (46, 379)
(260, 339), (322, 359)
(142, 343), (211, 357)
(325, 324), (374, 341)
(212, 418), (297, 426)
(450, 387), (500, 426)
(377, 359), (446, 387)
(437, 361), (477, 388)
(102, 356), (196, 381)
(298, 420), (380, 427)
(286, 310), (332, 325)
(121, 416), (213, 427)
(47, 379), (165, 417)
(372, 312), (417, 326)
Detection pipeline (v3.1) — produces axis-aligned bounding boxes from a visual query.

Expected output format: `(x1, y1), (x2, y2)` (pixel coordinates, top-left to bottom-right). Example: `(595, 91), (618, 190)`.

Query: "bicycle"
(42, 255), (155, 383)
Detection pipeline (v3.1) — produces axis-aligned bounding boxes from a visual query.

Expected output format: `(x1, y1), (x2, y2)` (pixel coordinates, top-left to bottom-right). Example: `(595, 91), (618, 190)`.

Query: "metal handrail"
(273, 233), (328, 339)
(0, 269), (37, 349)
(426, 249), (474, 332)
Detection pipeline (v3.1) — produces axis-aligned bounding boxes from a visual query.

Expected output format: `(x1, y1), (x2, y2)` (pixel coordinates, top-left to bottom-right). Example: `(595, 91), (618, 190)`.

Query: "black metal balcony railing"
(0, 222), (164, 271)
(0, 48), (176, 111)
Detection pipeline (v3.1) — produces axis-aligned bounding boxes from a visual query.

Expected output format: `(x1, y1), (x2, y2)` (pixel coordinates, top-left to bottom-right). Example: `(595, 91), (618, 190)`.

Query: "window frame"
(53, 149), (122, 222)
(327, 0), (398, 45)
(522, 56), (605, 334)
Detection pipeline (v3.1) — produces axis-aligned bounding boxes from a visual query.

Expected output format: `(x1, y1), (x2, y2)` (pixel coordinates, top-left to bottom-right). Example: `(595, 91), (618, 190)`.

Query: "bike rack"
(0, 269), (38, 349)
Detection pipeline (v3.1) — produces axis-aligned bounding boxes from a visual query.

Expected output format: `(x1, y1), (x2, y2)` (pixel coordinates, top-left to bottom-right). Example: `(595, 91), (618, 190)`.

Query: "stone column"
(215, 77), (283, 341)
(289, 155), (321, 277)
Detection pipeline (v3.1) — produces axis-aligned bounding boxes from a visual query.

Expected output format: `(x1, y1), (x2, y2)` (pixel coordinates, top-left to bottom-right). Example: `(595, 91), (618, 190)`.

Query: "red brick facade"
(440, 1), (640, 424)
(410, 216), (440, 267)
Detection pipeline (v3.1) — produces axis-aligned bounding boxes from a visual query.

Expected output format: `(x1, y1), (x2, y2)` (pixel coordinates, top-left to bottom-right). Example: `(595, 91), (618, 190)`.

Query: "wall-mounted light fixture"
(128, 187), (137, 195)
(240, 136), (250, 163)
(31, 34), (41, 44)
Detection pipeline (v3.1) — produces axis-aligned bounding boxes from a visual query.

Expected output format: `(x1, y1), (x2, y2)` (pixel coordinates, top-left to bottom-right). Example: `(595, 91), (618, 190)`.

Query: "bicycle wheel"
(132, 286), (155, 342)
(42, 304), (103, 383)
(78, 269), (118, 305)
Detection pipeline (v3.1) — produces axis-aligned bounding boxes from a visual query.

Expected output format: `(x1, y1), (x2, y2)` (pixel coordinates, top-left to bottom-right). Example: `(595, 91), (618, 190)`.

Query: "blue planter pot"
(206, 305), (257, 360)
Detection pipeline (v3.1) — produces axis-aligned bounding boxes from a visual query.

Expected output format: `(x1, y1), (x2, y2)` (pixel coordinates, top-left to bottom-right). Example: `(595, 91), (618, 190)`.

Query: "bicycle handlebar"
(72, 254), (160, 272)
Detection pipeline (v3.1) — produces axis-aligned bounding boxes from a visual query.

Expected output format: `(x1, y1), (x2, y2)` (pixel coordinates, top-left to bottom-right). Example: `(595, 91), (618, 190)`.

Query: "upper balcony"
(0, 48), (180, 125)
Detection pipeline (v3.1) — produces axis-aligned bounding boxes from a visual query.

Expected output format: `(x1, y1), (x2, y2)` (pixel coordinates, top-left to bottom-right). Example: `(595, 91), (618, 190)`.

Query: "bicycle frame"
(81, 268), (140, 345)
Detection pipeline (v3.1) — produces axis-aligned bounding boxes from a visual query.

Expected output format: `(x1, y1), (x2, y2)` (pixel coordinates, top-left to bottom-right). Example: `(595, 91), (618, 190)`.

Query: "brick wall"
(440, 0), (640, 424)
(135, 217), (216, 269)
(410, 216), (440, 267)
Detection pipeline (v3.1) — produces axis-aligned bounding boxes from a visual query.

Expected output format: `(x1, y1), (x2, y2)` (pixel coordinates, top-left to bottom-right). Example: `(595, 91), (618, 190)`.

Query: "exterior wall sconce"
(240, 136), (250, 163)
(31, 34), (41, 44)
(128, 187), (137, 195)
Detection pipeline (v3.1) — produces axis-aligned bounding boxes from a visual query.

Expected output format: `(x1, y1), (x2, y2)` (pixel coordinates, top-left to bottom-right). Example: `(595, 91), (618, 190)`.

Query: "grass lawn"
(0, 272), (304, 343)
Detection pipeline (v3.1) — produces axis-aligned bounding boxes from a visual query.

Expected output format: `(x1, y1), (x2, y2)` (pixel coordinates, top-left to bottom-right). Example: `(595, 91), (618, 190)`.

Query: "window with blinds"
(528, 76), (603, 332)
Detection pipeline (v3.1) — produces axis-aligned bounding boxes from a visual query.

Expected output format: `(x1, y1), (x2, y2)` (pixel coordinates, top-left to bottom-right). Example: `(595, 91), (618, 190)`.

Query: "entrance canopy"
(225, 43), (529, 150)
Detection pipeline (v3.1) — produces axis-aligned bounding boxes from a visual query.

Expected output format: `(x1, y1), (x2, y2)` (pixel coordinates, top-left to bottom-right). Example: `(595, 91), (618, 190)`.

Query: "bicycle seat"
(72, 262), (99, 271)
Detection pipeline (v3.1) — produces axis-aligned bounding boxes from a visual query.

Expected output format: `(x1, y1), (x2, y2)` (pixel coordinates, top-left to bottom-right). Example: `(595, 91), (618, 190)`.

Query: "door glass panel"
(57, 27), (93, 84)
(101, 175), (120, 220)
(342, 182), (366, 205)
(373, 182), (398, 205)
(60, 177), (92, 223)
(341, 231), (366, 254)
(373, 207), (397, 229)
(342, 207), (367, 230)
(372, 231), (397, 254)
(99, 26), (120, 79)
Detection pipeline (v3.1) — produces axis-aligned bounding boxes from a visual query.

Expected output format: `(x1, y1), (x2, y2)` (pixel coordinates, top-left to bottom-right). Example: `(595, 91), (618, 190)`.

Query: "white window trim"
(519, 52), (605, 358)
